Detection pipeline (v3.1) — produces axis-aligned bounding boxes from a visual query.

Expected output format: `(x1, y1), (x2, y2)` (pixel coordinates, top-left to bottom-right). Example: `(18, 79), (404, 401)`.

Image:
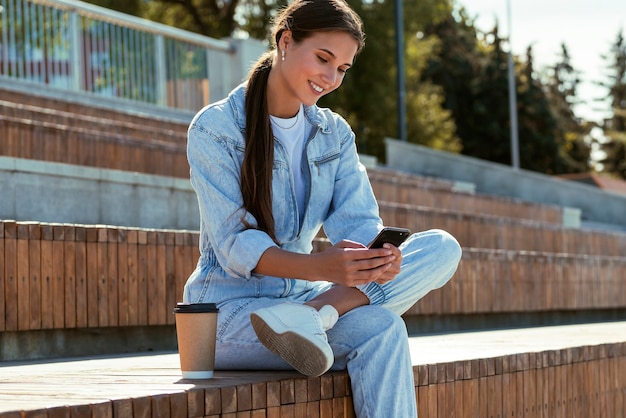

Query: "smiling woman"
(182, 0), (462, 417)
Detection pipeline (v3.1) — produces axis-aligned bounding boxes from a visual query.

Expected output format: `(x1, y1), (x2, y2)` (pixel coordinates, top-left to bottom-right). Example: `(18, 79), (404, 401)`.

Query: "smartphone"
(367, 227), (411, 249)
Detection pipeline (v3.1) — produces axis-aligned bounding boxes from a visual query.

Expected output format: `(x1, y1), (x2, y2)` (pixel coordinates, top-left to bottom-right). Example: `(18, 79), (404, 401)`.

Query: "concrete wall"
(0, 156), (200, 230)
(385, 138), (626, 229)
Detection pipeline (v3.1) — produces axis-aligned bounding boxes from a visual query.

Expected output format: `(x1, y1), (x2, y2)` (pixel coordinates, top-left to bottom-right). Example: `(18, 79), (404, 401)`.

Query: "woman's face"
(268, 30), (359, 117)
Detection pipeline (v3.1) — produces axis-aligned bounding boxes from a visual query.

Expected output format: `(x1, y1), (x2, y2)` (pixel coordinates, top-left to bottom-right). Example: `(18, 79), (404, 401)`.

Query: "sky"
(456, 0), (625, 124)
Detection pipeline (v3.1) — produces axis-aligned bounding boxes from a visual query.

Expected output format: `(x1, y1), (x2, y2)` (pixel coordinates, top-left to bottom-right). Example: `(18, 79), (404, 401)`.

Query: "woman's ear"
(278, 30), (293, 51)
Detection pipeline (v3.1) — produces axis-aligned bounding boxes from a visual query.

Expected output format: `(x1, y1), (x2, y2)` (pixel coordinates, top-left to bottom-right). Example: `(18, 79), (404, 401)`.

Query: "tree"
(422, 8), (587, 175)
(420, 8), (479, 155)
(86, 0), (279, 39)
(596, 29), (626, 179)
(542, 43), (592, 173)
(320, 0), (457, 161)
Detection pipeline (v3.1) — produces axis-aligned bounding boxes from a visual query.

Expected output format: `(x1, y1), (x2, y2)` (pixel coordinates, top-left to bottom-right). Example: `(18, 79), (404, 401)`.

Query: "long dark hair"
(242, 0), (365, 242)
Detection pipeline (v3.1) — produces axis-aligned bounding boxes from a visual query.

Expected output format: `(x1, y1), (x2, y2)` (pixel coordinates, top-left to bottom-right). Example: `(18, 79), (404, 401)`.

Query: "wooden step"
(0, 111), (188, 177)
(369, 167), (564, 225)
(2, 221), (624, 336)
(377, 201), (626, 256)
(0, 322), (624, 417)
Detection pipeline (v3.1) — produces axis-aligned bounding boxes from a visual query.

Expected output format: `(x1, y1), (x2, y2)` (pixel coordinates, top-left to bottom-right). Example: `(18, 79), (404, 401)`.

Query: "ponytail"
(241, 52), (278, 242)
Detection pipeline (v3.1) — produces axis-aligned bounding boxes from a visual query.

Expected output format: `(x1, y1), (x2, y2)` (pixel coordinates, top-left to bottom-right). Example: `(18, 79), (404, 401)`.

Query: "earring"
(281, 50), (285, 61)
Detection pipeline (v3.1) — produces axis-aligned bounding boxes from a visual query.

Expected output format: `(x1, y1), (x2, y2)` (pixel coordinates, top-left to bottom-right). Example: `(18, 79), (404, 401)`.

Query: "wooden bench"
(0, 106), (189, 178)
(369, 169), (564, 225)
(2, 221), (625, 361)
(1, 322), (624, 417)
(377, 201), (626, 256)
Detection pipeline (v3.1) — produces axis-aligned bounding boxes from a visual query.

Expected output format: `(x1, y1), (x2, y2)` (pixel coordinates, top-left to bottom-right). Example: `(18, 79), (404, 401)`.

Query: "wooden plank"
(515, 371), (524, 418)
(151, 394), (170, 418)
(536, 365), (545, 418)
(187, 387), (205, 418)
(478, 376), (488, 418)
(96, 226), (109, 327)
(40, 224), (54, 329)
(169, 392), (188, 418)
(280, 379), (295, 405)
(427, 383), (437, 418)
(86, 226), (99, 327)
(64, 225), (76, 328)
(52, 224), (65, 328)
(132, 396), (150, 418)
(417, 385), (429, 418)
(137, 230), (148, 326)
(236, 384), (252, 412)
(546, 359), (555, 418)
(28, 223), (42, 330)
(107, 227), (119, 327)
(251, 382), (267, 410)
(266, 380), (281, 408)
(127, 229), (139, 326)
(16, 223), (30, 330)
(156, 231), (167, 325)
(74, 226), (88, 328)
(502, 372), (513, 418)
(174, 233), (186, 308)
(117, 228), (129, 327)
(147, 230), (158, 325)
(221, 386), (237, 414)
(165, 233), (176, 325)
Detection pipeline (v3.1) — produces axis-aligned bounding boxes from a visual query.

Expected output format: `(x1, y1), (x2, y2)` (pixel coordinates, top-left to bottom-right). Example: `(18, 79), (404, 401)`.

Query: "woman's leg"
(328, 305), (417, 418)
(248, 228), (461, 377)
(358, 228), (462, 315)
(215, 298), (416, 418)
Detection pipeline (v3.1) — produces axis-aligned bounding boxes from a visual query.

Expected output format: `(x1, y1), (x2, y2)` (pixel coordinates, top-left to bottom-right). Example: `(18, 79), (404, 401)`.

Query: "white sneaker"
(250, 302), (335, 377)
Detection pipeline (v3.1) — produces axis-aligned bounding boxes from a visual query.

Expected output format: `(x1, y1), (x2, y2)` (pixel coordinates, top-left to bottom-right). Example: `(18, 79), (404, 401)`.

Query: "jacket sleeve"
(322, 117), (383, 246)
(187, 120), (277, 279)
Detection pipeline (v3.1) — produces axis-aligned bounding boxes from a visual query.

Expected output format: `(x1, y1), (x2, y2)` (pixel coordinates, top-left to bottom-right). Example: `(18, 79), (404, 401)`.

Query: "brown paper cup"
(174, 303), (219, 379)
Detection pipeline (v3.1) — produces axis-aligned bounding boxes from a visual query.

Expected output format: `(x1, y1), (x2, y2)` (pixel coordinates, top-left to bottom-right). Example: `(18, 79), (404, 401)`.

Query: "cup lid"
(173, 303), (219, 314)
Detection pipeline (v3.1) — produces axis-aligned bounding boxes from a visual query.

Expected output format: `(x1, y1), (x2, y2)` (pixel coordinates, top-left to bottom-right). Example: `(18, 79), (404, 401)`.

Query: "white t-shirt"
(270, 105), (309, 224)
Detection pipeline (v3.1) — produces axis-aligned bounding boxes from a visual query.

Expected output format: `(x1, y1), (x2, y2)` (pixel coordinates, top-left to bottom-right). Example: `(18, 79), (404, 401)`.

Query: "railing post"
(69, 10), (83, 91)
(154, 34), (167, 107)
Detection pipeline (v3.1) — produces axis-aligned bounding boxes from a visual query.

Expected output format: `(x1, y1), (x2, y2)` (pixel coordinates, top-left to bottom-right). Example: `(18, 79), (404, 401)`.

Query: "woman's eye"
(317, 55), (328, 63)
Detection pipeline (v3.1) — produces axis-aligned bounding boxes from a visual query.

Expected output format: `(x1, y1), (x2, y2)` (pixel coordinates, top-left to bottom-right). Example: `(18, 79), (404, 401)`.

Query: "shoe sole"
(250, 312), (332, 377)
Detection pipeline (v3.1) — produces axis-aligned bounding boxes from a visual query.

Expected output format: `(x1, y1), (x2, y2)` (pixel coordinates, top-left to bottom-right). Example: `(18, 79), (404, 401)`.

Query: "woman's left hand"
(373, 243), (402, 284)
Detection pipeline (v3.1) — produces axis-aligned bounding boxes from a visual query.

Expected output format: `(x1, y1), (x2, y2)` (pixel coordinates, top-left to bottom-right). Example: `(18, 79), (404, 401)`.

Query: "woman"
(184, 0), (462, 415)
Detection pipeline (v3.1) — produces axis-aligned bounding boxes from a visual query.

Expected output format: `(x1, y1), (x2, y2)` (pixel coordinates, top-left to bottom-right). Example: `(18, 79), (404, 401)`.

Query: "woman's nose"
(321, 70), (337, 88)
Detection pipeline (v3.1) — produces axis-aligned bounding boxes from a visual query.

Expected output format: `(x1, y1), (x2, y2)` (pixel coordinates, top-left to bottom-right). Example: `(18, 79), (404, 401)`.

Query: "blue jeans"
(184, 229), (462, 418)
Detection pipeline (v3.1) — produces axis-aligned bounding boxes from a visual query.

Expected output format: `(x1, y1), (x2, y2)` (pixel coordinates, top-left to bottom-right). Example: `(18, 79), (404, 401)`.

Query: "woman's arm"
(253, 240), (398, 287)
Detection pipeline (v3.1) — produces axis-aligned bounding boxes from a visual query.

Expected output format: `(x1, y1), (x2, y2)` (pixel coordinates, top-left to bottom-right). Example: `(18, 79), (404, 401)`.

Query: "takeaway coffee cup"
(173, 303), (219, 379)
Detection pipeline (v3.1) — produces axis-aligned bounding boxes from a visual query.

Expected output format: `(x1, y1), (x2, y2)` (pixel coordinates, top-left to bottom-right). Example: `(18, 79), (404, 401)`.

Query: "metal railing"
(0, 0), (254, 114)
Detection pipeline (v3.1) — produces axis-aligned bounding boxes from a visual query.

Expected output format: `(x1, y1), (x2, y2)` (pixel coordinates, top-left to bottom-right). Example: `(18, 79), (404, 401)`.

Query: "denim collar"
(228, 82), (331, 135)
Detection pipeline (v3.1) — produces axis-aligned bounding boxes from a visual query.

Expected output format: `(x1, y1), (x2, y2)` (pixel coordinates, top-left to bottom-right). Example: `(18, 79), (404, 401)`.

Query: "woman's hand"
(372, 243), (402, 284)
(309, 240), (402, 287)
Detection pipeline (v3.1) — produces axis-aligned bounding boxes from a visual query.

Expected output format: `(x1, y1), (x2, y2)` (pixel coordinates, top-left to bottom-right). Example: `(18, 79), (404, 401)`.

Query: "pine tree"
(597, 29), (626, 179)
(421, 8), (479, 155)
(543, 43), (592, 173)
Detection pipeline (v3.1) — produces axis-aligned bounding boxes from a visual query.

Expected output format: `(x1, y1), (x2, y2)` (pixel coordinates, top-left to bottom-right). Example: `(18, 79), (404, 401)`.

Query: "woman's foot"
(250, 302), (337, 376)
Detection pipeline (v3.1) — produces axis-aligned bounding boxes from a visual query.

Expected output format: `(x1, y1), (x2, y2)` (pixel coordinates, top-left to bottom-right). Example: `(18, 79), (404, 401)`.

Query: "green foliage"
(422, 6), (592, 174)
(320, 0), (457, 161)
(596, 29), (626, 179)
(542, 43), (593, 174)
(82, 0), (613, 176)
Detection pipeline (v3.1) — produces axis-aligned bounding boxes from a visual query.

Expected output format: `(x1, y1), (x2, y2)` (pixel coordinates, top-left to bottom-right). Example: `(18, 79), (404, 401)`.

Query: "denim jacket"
(185, 84), (383, 302)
